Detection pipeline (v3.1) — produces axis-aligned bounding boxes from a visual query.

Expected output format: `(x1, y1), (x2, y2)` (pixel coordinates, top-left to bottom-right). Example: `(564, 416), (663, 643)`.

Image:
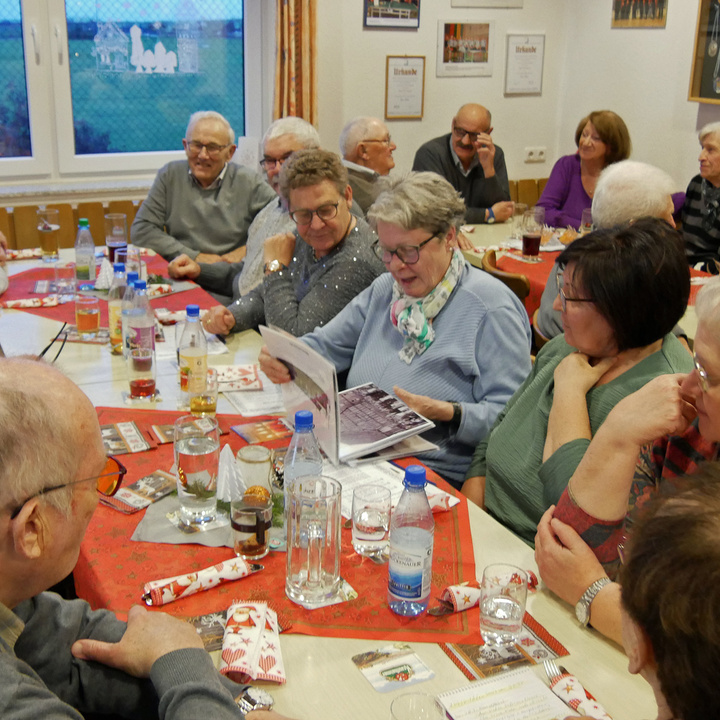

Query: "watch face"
(246, 687), (274, 709)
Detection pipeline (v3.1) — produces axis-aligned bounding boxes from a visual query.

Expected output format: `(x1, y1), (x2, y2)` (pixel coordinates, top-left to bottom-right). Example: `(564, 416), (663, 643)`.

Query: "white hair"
(339, 117), (385, 158)
(695, 276), (720, 338)
(591, 160), (675, 229)
(699, 121), (720, 143)
(185, 111), (235, 144)
(262, 117), (320, 149)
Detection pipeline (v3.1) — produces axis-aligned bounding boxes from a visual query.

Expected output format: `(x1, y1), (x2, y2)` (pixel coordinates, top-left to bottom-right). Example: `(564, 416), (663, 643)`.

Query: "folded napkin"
(220, 601), (286, 684)
(142, 557), (256, 606)
(6, 248), (42, 260)
(440, 572), (539, 613)
(426, 486), (461, 513)
(1, 296), (60, 308)
(549, 672), (612, 719)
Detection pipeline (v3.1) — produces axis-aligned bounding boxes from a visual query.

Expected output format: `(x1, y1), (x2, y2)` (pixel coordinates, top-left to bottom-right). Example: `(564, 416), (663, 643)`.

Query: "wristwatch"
(449, 401), (462, 431)
(486, 207), (496, 224)
(264, 259), (287, 275)
(235, 687), (274, 714)
(575, 577), (612, 626)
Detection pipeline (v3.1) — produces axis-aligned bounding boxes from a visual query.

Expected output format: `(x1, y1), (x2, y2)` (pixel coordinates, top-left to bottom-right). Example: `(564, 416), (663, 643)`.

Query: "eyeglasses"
(363, 136), (393, 146)
(185, 140), (230, 158)
(693, 353), (718, 393)
(372, 233), (439, 265)
(452, 125), (489, 143)
(260, 153), (294, 170)
(289, 202), (339, 226)
(555, 272), (594, 312)
(8, 456), (126, 520)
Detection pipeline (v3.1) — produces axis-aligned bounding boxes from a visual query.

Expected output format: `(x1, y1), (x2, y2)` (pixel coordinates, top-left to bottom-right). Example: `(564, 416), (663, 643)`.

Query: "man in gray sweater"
(0, 358), (294, 719)
(131, 111), (276, 266)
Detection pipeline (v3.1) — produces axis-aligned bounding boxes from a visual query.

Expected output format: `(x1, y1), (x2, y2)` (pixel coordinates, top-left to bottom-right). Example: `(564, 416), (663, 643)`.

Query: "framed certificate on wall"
(385, 56), (425, 119)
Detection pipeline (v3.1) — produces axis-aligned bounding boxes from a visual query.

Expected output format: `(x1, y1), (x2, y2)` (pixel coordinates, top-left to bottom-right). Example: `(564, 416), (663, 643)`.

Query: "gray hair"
(262, 117), (320, 149)
(695, 276), (720, 338)
(592, 160), (675, 229)
(185, 111), (235, 145)
(0, 359), (81, 516)
(278, 148), (349, 201)
(367, 172), (466, 235)
(699, 122), (720, 143)
(339, 117), (384, 158)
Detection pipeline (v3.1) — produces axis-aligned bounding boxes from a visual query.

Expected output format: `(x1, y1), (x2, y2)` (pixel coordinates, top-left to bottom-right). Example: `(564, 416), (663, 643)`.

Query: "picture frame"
(611, 0), (667, 28)
(451, 0), (522, 6)
(504, 34), (544, 95)
(437, 20), (494, 78)
(385, 56), (425, 120)
(690, 0), (720, 103)
(364, 0), (420, 30)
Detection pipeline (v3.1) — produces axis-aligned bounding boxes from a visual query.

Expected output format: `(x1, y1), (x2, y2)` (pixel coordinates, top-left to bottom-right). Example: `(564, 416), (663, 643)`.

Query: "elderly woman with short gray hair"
(260, 171), (531, 488)
(682, 121), (720, 273)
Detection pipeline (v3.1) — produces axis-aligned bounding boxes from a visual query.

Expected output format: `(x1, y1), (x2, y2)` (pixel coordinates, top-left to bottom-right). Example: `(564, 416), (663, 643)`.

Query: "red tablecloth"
(75, 407), (479, 644)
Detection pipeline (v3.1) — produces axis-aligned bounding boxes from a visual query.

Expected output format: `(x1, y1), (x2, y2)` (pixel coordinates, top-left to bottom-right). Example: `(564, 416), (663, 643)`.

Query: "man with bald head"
(339, 116), (397, 213)
(0, 357), (294, 719)
(413, 103), (513, 224)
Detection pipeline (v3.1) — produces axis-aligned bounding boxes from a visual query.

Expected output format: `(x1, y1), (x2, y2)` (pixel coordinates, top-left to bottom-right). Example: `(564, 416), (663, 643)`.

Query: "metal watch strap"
(264, 259), (287, 275)
(575, 576), (612, 627)
(235, 687), (274, 713)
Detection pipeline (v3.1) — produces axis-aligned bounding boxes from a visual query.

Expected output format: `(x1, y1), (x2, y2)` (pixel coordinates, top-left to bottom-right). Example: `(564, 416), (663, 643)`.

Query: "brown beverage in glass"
(522, 233), (541, 257)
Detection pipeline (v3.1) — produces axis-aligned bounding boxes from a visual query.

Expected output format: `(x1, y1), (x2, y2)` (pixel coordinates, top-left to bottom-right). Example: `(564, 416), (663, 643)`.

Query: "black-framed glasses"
(185, 140), (230, 158)
(452, 125), (488, 143)
(693, 353), (717, 393)
(372, 233), (439, 266)
(260, 153), (294, 171)
(8, 456), (126, 519)
(289, 202), (339, 226)
(37, 322), (68, 363)
(555, 272), (595, 313)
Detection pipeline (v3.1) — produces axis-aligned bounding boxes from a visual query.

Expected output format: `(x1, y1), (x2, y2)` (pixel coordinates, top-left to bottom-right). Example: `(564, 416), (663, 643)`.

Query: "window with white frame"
(0, 0), (266, 180)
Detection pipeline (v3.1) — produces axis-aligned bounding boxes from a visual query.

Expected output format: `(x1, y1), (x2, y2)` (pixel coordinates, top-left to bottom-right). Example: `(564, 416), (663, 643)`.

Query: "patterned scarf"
(390, 249), (464, 364)
(701, 178), (720, 232)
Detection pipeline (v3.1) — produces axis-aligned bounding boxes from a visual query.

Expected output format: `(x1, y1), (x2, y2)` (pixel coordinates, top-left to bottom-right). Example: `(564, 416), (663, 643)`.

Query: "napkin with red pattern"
(549, 671), (612, 719)
(219, 601), (286, 684)
(141, 558), (255, 606)
(440, 572), (539, 612)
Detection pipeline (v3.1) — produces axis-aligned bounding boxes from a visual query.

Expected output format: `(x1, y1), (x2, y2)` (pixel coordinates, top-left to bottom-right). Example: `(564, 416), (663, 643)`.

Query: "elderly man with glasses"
(339, 117), (397, 214)
(412, 103), (513, 225)
(179, 148), (384, 337)
(131, 111), (276, 284)
(0, 357), (296, 719)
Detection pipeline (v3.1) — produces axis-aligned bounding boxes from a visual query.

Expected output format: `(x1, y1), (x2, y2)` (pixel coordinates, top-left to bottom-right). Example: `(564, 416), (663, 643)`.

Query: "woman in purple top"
(538, 110), (631, 229)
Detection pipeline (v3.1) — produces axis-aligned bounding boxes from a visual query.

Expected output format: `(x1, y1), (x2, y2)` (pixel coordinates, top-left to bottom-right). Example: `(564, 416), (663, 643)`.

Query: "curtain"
(274, 0), (317, 124)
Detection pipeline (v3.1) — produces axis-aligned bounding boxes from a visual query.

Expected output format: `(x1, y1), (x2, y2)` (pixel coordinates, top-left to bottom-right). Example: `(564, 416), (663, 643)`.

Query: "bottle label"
(179, 351), (207, 393)
(388, 545), (432, 600)
(128, 325), (155, 351)
(108, 302), (123, 346)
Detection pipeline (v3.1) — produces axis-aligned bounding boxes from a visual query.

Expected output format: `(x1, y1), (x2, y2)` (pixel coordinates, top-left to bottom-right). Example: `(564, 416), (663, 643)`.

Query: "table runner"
(75, 407), (479, 644)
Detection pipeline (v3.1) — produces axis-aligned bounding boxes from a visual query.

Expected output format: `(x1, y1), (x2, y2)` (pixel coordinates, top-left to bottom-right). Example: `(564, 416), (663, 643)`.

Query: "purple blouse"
(537, 154), (590, 229)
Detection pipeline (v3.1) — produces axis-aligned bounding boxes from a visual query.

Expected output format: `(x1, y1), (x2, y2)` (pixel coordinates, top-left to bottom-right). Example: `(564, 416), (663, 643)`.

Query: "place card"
(101, 421), (153, 455)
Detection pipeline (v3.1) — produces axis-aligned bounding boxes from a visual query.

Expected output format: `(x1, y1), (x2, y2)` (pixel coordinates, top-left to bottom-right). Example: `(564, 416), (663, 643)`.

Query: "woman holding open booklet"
(259, 172), (532, 488)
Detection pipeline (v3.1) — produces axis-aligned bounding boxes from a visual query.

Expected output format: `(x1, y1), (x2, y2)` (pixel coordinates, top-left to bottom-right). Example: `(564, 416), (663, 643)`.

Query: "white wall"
(315, 0), (720, 191)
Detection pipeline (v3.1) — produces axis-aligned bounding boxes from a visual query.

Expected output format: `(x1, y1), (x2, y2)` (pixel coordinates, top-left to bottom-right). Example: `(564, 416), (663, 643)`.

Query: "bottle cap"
(78, 218), (89, 227)
(294, 410), (314, 430)
(113, 263), (125, 273)
(404, 465), (426, 488)
(186, 304), (200, 318)
(134, 280), (147, 290)
(126, 271), (139, 283)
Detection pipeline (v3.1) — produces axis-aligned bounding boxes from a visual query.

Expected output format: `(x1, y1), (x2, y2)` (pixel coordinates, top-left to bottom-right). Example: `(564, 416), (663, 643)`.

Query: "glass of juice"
(37, 208), (60, 262)
(74, 296), (100, 339)
(127, 347), (156, 399)
(104, 213), (128, 263)
(190, 367), (218, 417)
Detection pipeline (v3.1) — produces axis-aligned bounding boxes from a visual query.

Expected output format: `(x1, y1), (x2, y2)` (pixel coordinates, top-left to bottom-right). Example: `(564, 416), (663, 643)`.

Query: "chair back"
(531, 307), (551, 353)
(480, 249), (530, 302)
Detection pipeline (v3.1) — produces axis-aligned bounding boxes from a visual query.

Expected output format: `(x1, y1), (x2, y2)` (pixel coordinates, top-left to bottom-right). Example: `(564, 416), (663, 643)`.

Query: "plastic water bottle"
(107, 263), (126, 355)
(121, 272), (139, 359)
(387, 465), (435, 617)
(178, 304), (208, 401)
(284, 410), (323, 490)
(74, 218), (96, 283)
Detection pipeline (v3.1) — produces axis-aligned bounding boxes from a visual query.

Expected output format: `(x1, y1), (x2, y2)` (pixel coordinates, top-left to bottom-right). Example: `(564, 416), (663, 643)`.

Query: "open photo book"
(259, 325), (435, 465)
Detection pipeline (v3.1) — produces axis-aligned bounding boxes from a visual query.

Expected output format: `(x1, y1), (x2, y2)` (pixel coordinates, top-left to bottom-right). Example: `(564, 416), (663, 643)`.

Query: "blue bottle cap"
(126, 271), (139, 283)
(134, 280), (147, 290)
(295, 410), (314, 429)
(186, 304), (200, 318)
(404, 465), (427, 488)
(113, 263), (125, 272)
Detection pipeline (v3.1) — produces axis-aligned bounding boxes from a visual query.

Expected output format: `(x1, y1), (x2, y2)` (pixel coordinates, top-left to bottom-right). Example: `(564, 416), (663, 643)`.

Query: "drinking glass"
(521, 206), (544, 261)
(352, 484), (391, 559)
(232, 493), (273, 560)
(237, 445), (273, 493)
(579, 207), (594, 235)
(390, 693), (443, 720)
(74, 296), (100, 339)
(511, 202), (528, 240)
(104, 213), (128, 263)
(190, 367), (218, 417)
(173, 415), (219, 526)
(54, 263), (76, 299)
(127, 347), (156, 399)
(37, 208), (60, 262)
(479, 563), (528, 647)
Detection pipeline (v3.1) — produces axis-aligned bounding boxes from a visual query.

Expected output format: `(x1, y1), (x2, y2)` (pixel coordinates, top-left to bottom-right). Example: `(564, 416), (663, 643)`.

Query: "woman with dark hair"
(462, 217), (694, 543)
(537, 110), (631, 229)
(619, 470), (720, 720)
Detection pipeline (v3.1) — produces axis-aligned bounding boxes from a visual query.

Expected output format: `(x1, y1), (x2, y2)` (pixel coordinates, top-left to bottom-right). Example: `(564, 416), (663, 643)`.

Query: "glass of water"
(352, 484), (391, 560)
(479, 563), (528, 647)
(173, 415), (220, 526)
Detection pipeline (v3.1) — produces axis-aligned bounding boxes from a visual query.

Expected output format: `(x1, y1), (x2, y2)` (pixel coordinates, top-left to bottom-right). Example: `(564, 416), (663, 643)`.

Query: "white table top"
(0, 254), (656, 720)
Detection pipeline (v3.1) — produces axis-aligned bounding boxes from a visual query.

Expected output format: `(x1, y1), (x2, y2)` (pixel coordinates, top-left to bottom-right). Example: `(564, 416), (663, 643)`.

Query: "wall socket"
(524, 146), (546, 163)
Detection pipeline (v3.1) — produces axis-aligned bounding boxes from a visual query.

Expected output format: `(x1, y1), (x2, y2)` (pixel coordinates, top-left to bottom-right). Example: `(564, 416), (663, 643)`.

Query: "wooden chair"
(108, 199), (138, 228)
(516, 179), (540, 207)
(531, 307), (551, 353)
(12, 205), (41, 249)
(481, 249), (530, 302)
(46, 203), (77, 248)
(76, 201), (106, 246)
(0, 207), (13, 249)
